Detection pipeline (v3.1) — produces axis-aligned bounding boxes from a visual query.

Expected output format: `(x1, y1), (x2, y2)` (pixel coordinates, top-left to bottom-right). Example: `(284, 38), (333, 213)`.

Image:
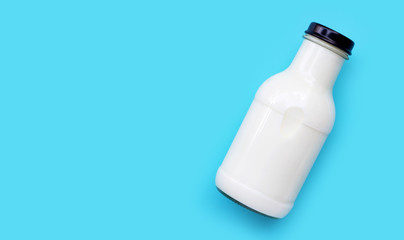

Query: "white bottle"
(215, 22), (354, 218)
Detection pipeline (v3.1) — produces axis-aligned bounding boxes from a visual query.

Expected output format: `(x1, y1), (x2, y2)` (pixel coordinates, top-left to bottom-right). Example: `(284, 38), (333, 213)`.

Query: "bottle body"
(216, 36), (347, 218)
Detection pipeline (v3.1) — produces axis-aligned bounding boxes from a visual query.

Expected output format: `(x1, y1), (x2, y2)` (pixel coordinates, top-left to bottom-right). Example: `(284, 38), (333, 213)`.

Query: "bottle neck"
(288, 36), (346, 90)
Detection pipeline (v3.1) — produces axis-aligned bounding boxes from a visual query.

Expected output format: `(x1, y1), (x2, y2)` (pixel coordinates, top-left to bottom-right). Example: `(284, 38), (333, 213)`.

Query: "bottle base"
(215, 167), (292, 219)
(216, 187), (279, 219)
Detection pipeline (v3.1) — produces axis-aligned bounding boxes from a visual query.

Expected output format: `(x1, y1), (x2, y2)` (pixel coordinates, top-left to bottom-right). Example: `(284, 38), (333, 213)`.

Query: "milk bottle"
(215, 22), (355, 218)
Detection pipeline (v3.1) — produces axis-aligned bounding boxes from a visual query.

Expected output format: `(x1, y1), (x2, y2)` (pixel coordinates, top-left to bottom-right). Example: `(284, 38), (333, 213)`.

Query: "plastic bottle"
(215, 22), (355, 218)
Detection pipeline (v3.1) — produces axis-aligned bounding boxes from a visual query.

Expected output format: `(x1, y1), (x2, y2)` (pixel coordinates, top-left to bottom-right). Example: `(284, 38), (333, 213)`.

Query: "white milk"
(216, 24), (354, 218)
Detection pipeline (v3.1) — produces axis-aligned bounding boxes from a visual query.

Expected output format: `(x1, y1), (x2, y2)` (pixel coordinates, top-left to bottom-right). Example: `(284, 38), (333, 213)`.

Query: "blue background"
(1, 0), (403, 239)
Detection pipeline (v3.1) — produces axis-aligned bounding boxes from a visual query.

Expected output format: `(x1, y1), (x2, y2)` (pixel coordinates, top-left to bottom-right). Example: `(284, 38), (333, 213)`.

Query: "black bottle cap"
(305, 22), (355, 55)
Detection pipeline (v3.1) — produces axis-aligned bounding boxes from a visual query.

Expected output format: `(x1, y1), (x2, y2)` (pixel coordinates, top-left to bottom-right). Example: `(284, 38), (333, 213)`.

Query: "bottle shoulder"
(256, 70), (335, 134)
